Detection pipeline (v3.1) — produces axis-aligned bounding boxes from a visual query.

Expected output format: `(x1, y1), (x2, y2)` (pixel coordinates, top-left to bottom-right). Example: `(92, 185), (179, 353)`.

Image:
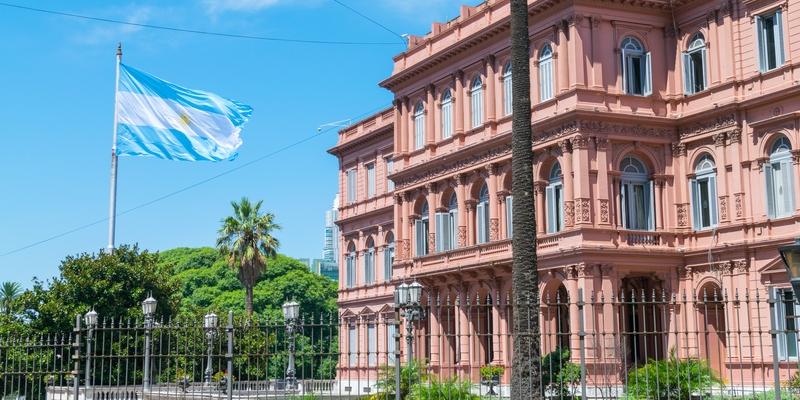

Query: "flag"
(115, 64), (253, 161)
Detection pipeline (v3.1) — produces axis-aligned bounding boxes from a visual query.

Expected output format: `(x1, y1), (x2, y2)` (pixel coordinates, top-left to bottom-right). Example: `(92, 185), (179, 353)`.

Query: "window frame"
(756, 9), (785, 73)
(476, 184), (490, 244)
(470, 76), (484, 129)
(385, 157), (394, 192)
(539, 44), (554, 102)
(546, 163), (564, 234)
(619, 156), (655, 231)
(691, 155), (718, 230)
(383, 234), (394, 282)
(366, 162), (376, 198)
(774, 287), (799, 361)
(416, 202), (430, 256)
(766, 136), (795, 218)
(620, 37), (652, 96)
(413, 101), (425, 150)
(441, 89), (454, 139)
(683, 33), (708, 95)
(502, 61), (513, 116)
(346, 168), (357, 204)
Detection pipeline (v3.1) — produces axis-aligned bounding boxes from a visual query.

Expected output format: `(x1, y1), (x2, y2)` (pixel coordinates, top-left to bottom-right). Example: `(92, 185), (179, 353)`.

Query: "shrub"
(375, 360), (427, 400)
(624, 350), (721, 400)
(407, 378), (479, 400)
(479, 365), (504, 381)
(541, 347), (581, 398)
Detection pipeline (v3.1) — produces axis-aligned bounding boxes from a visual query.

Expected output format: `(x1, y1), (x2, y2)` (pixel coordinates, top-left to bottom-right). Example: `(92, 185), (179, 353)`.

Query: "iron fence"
(2, 287), (800, 399)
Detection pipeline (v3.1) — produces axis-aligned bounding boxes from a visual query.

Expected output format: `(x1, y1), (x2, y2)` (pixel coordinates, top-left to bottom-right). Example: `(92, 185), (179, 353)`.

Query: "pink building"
(330, 0), (800, 391)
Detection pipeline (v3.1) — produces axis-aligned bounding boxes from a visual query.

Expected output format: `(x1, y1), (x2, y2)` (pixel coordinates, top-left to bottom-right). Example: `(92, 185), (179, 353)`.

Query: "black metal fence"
(2, 287), (800, 399)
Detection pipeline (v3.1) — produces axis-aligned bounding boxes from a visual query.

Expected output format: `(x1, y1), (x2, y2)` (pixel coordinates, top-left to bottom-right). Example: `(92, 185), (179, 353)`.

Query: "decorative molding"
(594, 137), (609, 151)
(564, 200), (575, 226)
(599, 199), (610, 223)
(712, 131), (727, 147)
(727, 128), (742, 144)
(572, 135), (589, 150)
(719, 195), (729, 221)
(671, 142), (687, 157)
(731, 193), (743, 218)
(678, 113), (737, 139)
(457, 226), (467, 247)
(792, 150), (800, 165)
(489, 218), (499, 241)
(576, 263), (587, 278)
(676, 203), (689, 227)
(428, 232), (435, 254)
(734, 259), (749, 274)
(575, 198), (591, 223)
(558, 139), (572, 154)
(394, 145), (511, 190)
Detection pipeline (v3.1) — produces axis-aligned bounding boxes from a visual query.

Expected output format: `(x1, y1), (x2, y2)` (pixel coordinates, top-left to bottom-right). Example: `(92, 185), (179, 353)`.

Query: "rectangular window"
(692, 175), (718, 229)
(503, 75), (513, 116)
(476, 202), (489, 244)
(366, 163), (376, 198)
(506, 195), (513, 238)
(539, 58), (553, 101)
(683, 48), (707, 94)
(621, 180), (654, 230)
(435, 212), (454, 252)
(415, 219), (428, 256)
(364, 249), (374, 285)
(367, 323), (377, 366)
(387, 323), (397, 365)
(774, 288), (799, 360)
(385, 158), (394, 192)
(346, 254), (356, 288)
(757, 10), (785, 72)
(448, 209), (458, 249)
(546, 184), (563, 233)
(471, 88), (483, 128)
(622, 51), (652, 96)
(414, 114), (425, 150)
(348, 324), (357, 367)
(441, 99), (453, 139)
(346, 169), (357, 204)
(383, 244), (394, 282)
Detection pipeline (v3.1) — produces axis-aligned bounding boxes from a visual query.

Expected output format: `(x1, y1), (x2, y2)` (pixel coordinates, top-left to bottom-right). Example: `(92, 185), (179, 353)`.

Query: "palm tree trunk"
(509, 0), (542, 398)
(245, 285), (254, 317)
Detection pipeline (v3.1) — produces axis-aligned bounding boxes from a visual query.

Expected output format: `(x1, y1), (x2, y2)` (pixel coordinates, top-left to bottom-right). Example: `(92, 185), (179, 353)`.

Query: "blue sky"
(0, 0), (479, 286)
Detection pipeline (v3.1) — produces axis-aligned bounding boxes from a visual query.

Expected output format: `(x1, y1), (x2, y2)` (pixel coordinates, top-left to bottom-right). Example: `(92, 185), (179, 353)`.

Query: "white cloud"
(74, 5), (153, 45)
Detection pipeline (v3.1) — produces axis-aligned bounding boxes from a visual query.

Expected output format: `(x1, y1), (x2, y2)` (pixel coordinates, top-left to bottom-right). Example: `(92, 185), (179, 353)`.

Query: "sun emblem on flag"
(180, 114), (191, 126)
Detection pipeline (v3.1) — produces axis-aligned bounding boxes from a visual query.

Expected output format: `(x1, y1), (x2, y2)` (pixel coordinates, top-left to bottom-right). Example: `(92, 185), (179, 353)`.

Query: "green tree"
(509, 0), (542, 399)
(18, 244), (180, 333)
(1, 281), (21, 315)
(216, 197), (280, 317)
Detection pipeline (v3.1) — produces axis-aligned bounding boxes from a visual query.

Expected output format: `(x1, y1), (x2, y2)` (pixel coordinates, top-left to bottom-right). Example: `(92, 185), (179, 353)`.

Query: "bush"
(375, 360), (427, 400)
(479, 365), (504, 381)
(407, 378), (479, 400)
(541, 347), (581, 398)
(624, 350), (721, 400)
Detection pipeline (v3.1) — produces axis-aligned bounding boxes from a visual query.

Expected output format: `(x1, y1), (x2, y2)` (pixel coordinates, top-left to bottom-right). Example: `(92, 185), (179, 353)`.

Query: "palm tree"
(217, 197), (280, 317)
(509, 0), (542, 398)
(1, 281), (22, 315)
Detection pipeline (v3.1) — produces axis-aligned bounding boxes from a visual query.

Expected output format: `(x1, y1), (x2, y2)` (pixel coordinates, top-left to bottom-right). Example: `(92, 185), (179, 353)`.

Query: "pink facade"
(330, 0), (800, 388)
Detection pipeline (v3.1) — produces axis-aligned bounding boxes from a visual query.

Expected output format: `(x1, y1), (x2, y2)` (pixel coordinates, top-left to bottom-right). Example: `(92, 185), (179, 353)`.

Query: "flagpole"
(107, 43), (122, 253)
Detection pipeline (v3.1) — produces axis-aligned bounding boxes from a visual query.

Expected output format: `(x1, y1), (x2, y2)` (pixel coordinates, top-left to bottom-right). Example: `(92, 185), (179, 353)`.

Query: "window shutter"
(775, 288), (788, 360)
(781, 161), (794, 214)
(709, 175), (718, 226)
(683, 52), (692, 94)
(646, 180), (655, 230)
(766, 164), (776, 218)
(367, 164), (375, 198)
(435, 213), (443, 252)
(776, 10), (786, 65)
(476, 202), (486, 243)
(504, 75), (512, 116)
(644, 52), (653, 96)
(701, 47), (708, 90)
(443, 212), (451, 250)
(691, 179), (700, 230)
(756, 16), (766, 72)
(415, 219), (424, 256)
(621, 49), (629, 93)
(386, 159), (394, 192)
(546, 186), (556, 233)
(450, 210), (458, 248)
(506, 195), (513, 238)
(620, 183), (628, 229)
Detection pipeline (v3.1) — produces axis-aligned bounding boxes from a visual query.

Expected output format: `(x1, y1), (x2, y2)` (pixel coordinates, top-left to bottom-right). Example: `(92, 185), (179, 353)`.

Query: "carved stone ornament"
(457, 226), (467, 247)
(727, 128), (742, 144)
(564, 201), (575, 226)
(428, 232), (436, 254)
(712, 132), (727, 147)
(535, 120), (675, 144)
(678, 113), (737, 139)
(719, 195), (729, 221)
(574, 198), (591, 223)
(735, 193), (744, 218)
(734, 259), (749, 274)
(572, 135), (589, 149)
(394, 145), (511, 190)
(677, 203), (689, 227)
(489, 218), (499, 241)
(671, 142), (687, 157)
(599, 199), (610, 223)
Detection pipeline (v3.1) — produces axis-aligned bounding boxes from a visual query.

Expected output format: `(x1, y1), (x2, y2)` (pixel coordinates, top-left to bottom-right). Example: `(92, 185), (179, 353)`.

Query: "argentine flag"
(116, 64), (253, 161)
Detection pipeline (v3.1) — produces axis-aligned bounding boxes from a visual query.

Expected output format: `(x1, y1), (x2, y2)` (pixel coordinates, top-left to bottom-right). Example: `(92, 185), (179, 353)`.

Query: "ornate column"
(595, 137), (611, 225)
(427, 183), (438, 253)
(402, 192), (414, 260)
(454, 70), (465, 137)
(484, 55), (497, 134)
(457, 286), (471, 370)
(429, 290), (441, 366)
(487, 164), (500, 241)
(560, 139), (575, 227)
(727, 129), (746, 221)
(400, 97), (409, 157)
(655, 177), (665, 230)
(426, 84), (436, 149)
(456, 174), (468, 247)
(465, 200), (477, 246)
(571, 135), (591, 225)
(713, 131), (730, 223)
(556, 22), (569, 94)
(534, 181), (547, 235)
(394, 194), (403, 258)
(497, 190), (509, 239)
(672, 143), (690, 229)
(565, 265), (581, 355)
(393, 99), (403, 158)
(491, 286), (502, 363)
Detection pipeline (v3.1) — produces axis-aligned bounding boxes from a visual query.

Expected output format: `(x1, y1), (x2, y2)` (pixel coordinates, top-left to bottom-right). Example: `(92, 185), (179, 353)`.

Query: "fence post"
(768, 288), (782, 400)
(226, 311), (234, 400)
(395, 306), (402, 400)
(71, 315), (81, 400)
(577, 288), (587, 400)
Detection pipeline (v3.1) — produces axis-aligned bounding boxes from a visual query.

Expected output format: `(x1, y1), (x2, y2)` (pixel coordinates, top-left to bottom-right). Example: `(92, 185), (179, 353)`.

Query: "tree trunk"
(245, 285), (254, 317)
(509, 0), (542, 399)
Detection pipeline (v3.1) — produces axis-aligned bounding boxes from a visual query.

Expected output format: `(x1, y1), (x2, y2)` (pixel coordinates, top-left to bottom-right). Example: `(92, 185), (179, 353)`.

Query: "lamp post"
(204, 312), (218, 385)
(84, 309), (98, 389)
(282, 301), (300, 391)
(141, 295), (157, 391)
(394, 281), (424, 363)
(779, 238), (800, 302)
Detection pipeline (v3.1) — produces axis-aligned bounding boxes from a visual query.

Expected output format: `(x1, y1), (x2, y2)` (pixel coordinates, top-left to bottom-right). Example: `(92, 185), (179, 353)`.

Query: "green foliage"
(376, 360), (427, 400)
(18, 244), (180, 333)
(624, 350), (721, 400)
(1, 281), (22, 315)
(790, 371), (800, 395)
(541, 348), (581, 398)
(407, 378), (479, 400)
(479, 365), (504, 381)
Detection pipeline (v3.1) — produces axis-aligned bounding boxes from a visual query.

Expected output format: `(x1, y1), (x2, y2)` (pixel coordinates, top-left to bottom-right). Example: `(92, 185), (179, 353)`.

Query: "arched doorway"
(698, 282), (727, 377)
(542, 281), (570, 353)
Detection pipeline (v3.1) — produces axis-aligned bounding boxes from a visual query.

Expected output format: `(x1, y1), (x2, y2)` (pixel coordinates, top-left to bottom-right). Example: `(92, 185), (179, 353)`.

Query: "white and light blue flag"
(115, 64), (253, 161)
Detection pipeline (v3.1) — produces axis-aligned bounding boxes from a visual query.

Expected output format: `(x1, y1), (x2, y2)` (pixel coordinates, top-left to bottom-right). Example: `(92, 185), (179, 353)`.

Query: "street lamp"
(283, 301), (300, 391)
(204, 312), (218, 385)
(394, 281), (424, 363)
(141, 295), (156, 391)
(779, 238), (800, 302)
(84, 309), (98, 389)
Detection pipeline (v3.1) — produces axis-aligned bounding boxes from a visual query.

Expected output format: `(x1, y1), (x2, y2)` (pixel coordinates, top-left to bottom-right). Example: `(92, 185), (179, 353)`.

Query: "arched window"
(413, 101), (425, 150)
(546, 162), (564, 233)
(766, 136), (795, 218)
(470, 76), (484, 128)
(346, 242), (356, 288)
(691, 154), (718, 230)
(476, 184), (490, 244)
(364, 237), (375, 285)
(502, 61), (513, 116)
(620, 156), (654, 230)
(436, 194), (458, 252)
(441, 89), (453, 139)
(416, 202), (430, 256)
(621, 37), (652, 96)
(383, 232), (394, 282)
(683, 33), (708, 95)
(539, 44), (554, 101)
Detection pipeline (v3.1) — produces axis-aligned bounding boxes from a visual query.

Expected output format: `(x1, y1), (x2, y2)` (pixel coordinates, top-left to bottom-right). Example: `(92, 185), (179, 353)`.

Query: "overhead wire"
(331, 0), (407, 44)
(0, 1), (401, 46)
(0, 104), (391, 258)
